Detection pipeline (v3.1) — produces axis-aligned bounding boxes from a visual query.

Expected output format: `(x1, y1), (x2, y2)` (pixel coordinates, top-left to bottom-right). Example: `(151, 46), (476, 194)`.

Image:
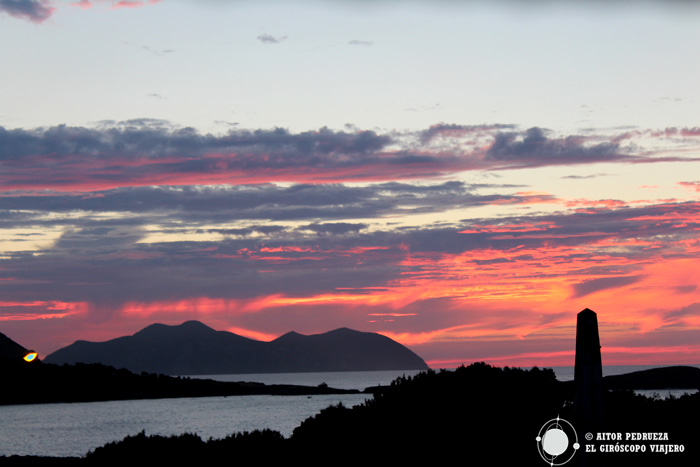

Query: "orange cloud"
(0, 300), (88, 321)
(121, 297), (245, 317)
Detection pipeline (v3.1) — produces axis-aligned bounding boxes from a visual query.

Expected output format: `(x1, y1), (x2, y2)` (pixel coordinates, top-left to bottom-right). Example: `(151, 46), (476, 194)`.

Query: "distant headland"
(42, 320), (430, 375)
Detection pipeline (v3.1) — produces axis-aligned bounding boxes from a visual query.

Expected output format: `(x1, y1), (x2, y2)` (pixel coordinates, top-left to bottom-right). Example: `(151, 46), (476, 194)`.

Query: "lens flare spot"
(23, 352), (38, 362)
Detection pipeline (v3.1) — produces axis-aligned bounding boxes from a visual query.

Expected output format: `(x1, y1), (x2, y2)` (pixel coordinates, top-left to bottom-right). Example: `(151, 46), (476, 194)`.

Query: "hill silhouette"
(1, 331), (30, 360)
(554, 365), (700, 397)
(44, 321), (428, 375)
(603, 365), (700, 390)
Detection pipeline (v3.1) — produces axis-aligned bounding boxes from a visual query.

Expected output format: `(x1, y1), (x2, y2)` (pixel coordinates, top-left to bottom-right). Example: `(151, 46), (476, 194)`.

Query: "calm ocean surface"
(1, 365), (698, 458)
(0, 369), (414, 458)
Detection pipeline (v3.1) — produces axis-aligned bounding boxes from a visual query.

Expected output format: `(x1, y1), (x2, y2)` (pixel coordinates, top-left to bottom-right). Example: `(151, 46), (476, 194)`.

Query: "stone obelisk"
(574, 308), (604, 437)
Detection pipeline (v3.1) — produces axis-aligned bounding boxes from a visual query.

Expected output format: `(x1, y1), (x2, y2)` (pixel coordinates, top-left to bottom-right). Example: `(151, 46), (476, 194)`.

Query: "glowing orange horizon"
(2, 191), (699, 365)
(6, 221), (700, 364)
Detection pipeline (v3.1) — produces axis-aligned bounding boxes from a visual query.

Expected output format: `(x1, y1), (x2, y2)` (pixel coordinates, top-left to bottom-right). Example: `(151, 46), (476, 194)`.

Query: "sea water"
(1, 366), (698, 458)
(552, 364), (700, 400)
(0, 370), (415, 458)
(0, 393), (372, 457)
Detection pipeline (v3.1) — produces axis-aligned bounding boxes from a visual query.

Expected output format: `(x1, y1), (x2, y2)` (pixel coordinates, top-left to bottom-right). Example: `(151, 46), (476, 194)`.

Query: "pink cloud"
(111, 0), (162, 9)
(679, 181), (700, 192)
(70, 0), (163, 10)
(70, 0), (92, 9)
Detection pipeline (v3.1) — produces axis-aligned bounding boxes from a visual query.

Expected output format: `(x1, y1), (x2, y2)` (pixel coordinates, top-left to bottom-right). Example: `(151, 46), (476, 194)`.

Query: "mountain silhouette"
(0, 331), (29, 360)
(44, 321), (429, 375)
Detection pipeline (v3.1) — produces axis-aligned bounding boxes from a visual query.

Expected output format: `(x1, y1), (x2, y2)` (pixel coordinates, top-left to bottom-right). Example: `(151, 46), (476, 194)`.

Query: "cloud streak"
(0, 0), (165, 22)
(257, 33), (287, 44)
(486, 127), (627, 167)
(2, 121), (698, 192)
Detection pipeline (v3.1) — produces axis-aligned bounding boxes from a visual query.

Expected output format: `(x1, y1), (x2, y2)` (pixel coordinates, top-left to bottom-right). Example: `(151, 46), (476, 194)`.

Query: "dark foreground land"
(1, 360), (359, 406)
(2, 363), (700, 466)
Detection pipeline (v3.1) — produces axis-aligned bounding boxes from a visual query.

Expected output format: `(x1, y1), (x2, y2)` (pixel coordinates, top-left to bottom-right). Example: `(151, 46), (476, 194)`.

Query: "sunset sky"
(1, 0), (699, 369)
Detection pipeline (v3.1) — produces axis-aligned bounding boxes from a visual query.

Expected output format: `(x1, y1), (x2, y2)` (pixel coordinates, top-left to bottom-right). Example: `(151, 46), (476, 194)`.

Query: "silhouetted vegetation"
(2, 362), (699, 465)
(82, 429), (286, 464)
(290, 363), (566, 463)
(583, 389), (700, 467)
